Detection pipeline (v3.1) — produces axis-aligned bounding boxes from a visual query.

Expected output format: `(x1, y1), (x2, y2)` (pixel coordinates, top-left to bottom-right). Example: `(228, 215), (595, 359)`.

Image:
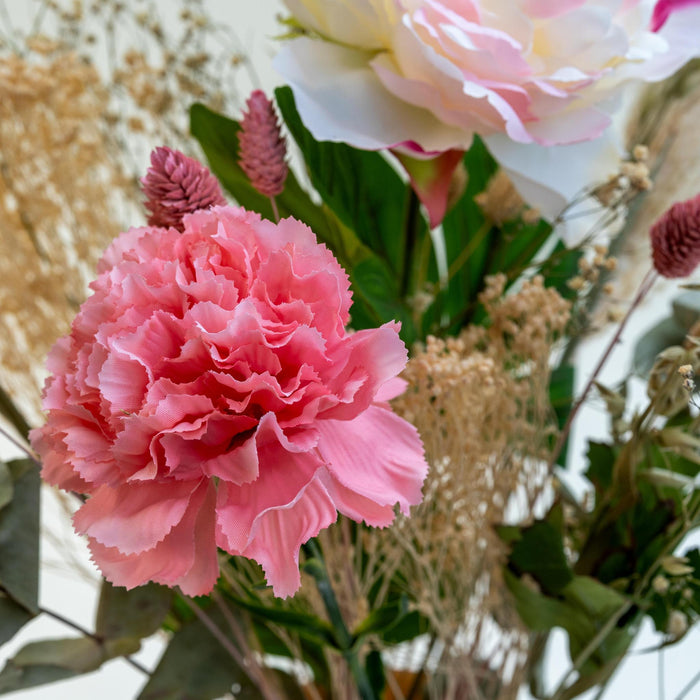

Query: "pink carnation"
(30, 207), (428, 597)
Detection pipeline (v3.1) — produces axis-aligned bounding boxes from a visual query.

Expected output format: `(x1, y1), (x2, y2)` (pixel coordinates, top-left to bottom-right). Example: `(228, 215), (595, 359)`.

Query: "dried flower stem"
(550, 267), (658, 468)
(0, 423), (39, 466)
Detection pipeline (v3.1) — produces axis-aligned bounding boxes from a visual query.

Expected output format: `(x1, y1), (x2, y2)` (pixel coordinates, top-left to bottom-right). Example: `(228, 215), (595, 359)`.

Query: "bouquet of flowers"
(1, 1), (700, 699)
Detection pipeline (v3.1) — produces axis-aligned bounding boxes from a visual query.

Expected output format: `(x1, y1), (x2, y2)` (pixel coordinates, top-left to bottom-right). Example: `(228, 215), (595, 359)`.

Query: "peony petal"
(274, 39), (472, 152)
(316, 405), (428, 516)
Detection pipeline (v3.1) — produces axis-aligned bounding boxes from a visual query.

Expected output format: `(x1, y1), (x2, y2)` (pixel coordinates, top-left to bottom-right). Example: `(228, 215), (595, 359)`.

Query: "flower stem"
(269, 196), (280, 223)
(400, 189), (422, 299)
(550, 266), (657, 469)
(304, 540), (379, 700)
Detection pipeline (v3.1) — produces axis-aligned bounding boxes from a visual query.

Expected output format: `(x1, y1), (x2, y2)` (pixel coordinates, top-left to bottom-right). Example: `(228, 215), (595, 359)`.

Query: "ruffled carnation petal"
(73, 479), (200, 554)
(316, 405), (428, 516)
(87, 480), (218, 596)
(240, 477), (338, 598)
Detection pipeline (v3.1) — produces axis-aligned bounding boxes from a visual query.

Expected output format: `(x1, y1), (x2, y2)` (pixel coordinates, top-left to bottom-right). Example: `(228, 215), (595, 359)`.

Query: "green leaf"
(96, 581), (173, 641)
(509, 520), (573, 595)
(365, 650), (386, 697)
(0, 638), (105, 694)
(225, 593), (336, 647)
(440, 139), (497, 324)
(562, 577), (626, 620)
(549, 364), (575, 467)
(274, 86), (418, 277)
(506, 571), (634, 680)
(537, 240), (584, 302)
(138, 608), (252, 700)
(189, 103), (327, 234)
(0, 459), (39, 615)
(352, 598), (408, 639)
(380, 610), (430, 645)
(585, 441), (616, 494)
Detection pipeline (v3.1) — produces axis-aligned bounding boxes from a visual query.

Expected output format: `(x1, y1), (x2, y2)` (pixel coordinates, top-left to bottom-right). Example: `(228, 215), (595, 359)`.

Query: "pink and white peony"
(275, 0), (700, 226)
(30, 206), (428, 597)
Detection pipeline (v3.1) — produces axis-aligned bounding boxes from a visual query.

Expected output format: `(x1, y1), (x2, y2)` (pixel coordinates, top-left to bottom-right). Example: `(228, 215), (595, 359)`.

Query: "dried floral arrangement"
(1, 2), (700, 700)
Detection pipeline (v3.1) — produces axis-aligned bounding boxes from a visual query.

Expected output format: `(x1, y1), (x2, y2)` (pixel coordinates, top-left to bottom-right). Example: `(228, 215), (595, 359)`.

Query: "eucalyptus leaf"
(138, 607), (255, 700)
(0, 638), (105, 694)
(0, 462), (12, 513)
(0, 596), (33, 647)
(0, 459), (39, 614)
(96, 581), (173, 642)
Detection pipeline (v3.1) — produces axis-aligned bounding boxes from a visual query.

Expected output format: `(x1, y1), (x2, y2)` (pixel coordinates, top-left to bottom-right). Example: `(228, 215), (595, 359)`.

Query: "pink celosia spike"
(238, 90), (288, 198)
(650, 193), (700, 278)
(141, 146), (226, 231)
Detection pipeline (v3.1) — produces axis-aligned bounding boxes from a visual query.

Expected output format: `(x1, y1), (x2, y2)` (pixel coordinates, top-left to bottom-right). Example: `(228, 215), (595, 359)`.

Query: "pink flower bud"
(650, 194), (700, 278)
(238, 90), (288, 198)
(141, 146), (226, 231)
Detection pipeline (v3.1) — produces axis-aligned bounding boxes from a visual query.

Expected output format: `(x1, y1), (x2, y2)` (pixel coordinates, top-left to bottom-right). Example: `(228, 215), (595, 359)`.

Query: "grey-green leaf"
(0, 459), (39, 614)
(96, 582), (173, 641)
(0, 462), (13, 513)
(0, 638), (105, 694)
(137, 608), (254, 700)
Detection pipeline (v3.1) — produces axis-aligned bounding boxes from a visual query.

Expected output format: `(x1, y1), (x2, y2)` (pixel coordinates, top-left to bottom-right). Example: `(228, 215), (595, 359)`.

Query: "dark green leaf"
(365, 650), (385, 697)
(96, 582), (173, 641)
(585, 441), (616, 494)
(352, 598), (407, 639)
(550, 365), (575, 467)
(0, 459), (39, 614)
(537, 240), (584, 302)
(0, 596), (33, 647)
(509, 520), (573, 595)
(440, 139), (497, 325)
(225, 593), (336, 647)
(0, 462), (12, 513)
(380, 611), (430, 645)
(189, 103), (327, 233)
(275, 86), (418, 276)
(138, 608), (252, 700)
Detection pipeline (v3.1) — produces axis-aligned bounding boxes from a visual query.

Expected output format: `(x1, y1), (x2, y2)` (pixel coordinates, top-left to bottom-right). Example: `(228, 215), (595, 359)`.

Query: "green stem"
(304, 540), (379, 700)
(400, 189), (422, 299)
